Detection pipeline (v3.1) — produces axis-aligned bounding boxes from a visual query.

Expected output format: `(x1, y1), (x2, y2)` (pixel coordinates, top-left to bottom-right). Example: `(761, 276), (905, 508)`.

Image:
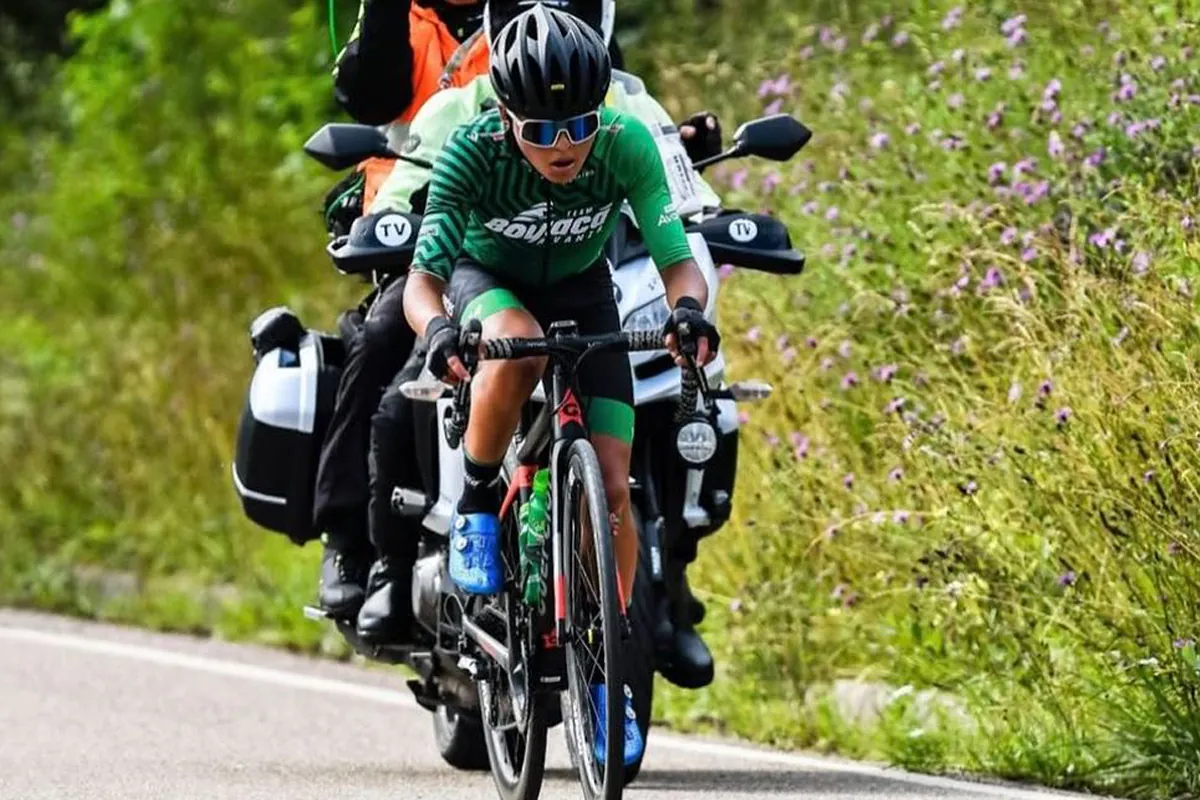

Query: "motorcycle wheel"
(433, 704), (490, 771)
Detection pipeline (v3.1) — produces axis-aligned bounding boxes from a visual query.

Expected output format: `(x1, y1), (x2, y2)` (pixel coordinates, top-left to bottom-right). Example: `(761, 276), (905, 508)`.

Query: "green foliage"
(3, 0), (1200, 797)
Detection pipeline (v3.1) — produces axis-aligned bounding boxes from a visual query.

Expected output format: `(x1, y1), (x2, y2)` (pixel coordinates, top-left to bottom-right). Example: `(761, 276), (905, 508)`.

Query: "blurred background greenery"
(1, 1), (1199, 796)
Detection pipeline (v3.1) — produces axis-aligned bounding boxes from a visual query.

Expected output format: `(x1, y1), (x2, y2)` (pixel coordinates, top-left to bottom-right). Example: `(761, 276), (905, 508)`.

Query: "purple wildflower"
(893, 510), (910, 524)
(819, 356), (835, 372)
(791, 432), (810, 459)
(1013, 157), (1037, 177)
(961, 480), (978, 496)
(869, 131), (891, 150)
(1039, 379), (1054, 397)
(1143, 469), (1155, 483)
(765, 433), (781, 447)
(762, 172), (782, 192)
(975, 67), (992, 82)
(840, 371), (859, 390)
(763, 98), (783, 115)
(775, 334), (789, 351)
(799, 45), (814, 60)
(838, 340), (853, 359)
(987, 105), (1006, 130)
(862, 23), (880, 43)
(1084, 147), (1106, 168)
(948, 93), (965, 109)
(801, 200), (819, 215)
(927, 61), (945, 77)
(951, 336), (968, 355)
(1132, 251), (1151, 276)
(1151, 55), (1166, 71)
(730, 168), (748, 190)
(1175, 638), (1196, 649)
(1021, 246), (1037, 262)
(1048, 131), (1065, 158)
(988, 162), (1007, 184)
(1184, 215), (1194, 231)
(745, 327), (761, 343)
(1009, 61), (1025, 79)
(888, 466), (904, 482)
(1115, 79), (1137, 103)
(942, 7), (964, 30)
(825, 206), (840, 222)
(1001, 14), (1027, 34)
(843, 473), (855, 489)
(1058, 570), (1076, 587)
(1089, 227), (1118, 248)
(980, 266), (1004, 291)
(1000, 226), (1018, 245)
(905, 121), (921, 136)
(891, 30), (910, 47)
(717, 263), (735, 281)
(805, 336), (819, 349)
(1007, 28), (1027, 47)
(1169, 541), (1183, 557)
(874, 363), (898, 383)
(951, 48), (966, 63)
(1055, 406), (1072, 426)
(885, 397), (907, 414)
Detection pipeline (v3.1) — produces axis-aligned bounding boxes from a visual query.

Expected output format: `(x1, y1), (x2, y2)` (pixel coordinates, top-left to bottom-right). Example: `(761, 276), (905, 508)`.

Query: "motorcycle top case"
(232, 309), (341, 545)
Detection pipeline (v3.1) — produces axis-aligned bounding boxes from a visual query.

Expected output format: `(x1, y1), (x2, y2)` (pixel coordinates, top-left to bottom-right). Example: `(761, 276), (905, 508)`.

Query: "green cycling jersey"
(411, 106), (695, 287)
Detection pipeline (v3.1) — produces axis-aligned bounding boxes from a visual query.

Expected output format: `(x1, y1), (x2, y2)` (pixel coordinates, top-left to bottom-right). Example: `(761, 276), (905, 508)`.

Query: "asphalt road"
(0, 609), (1097, 800)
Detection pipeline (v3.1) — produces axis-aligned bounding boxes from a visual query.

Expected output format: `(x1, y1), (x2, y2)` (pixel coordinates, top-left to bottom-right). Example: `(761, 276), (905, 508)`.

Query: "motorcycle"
(231, 112), (811, 794)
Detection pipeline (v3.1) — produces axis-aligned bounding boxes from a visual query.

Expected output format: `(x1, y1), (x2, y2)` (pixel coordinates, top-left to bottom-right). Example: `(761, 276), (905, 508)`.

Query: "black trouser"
(367, 342), (428, 563)
(312, 274), (415, 549)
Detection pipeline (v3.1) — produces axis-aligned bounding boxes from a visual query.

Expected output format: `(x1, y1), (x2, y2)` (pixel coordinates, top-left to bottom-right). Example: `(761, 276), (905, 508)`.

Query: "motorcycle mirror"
(727, 380), (774, 402)
(730, 114), (813, 162)
(303, 123), (400, 171)
(400, 379), (452, 403)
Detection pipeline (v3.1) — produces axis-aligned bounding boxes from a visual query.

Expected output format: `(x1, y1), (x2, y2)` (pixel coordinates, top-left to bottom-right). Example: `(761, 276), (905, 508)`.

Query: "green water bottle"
(519, 469), (551, 606)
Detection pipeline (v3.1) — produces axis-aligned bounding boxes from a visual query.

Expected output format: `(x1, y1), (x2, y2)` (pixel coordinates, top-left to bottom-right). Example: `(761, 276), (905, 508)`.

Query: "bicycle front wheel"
(560, 439), (625, 800)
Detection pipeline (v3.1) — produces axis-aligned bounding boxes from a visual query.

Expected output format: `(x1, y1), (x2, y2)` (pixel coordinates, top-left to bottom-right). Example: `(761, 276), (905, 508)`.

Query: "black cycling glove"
(665, 296), (721, 359)
(424, 316), (462, 380)
(678, 111), (723, 165)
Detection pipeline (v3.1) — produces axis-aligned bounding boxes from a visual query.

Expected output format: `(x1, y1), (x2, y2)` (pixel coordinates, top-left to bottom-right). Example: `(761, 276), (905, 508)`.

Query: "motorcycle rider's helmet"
(485, 0), (615, 46)
(489, 4), (613, 121)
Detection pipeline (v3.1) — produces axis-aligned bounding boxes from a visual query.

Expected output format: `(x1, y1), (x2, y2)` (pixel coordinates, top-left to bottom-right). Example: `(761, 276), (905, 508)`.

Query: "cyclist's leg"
(444, 260), (546, 593)
(536, 261), (642, 765)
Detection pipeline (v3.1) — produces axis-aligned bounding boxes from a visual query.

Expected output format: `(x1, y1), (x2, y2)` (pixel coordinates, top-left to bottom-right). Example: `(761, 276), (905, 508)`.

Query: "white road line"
(0, 625), (1085, 799)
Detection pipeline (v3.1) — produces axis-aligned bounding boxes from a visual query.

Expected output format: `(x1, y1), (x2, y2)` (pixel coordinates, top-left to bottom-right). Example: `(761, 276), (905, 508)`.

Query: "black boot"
(317, 532), (370, 618)
(356, 557), (417, 645)
(657, 563), (715, 689)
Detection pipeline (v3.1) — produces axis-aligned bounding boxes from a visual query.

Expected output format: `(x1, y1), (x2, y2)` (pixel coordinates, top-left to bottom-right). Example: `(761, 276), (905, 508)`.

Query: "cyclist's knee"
(481, 310), (546, 389)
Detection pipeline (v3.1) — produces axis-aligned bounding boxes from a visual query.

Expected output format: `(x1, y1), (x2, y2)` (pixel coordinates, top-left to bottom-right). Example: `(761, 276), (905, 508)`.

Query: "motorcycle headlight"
(623, 297), (670, 333)
(676, 419), (718, 465)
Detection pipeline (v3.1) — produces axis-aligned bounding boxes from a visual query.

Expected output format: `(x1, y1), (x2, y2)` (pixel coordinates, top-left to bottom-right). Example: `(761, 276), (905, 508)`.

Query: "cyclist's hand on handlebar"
(663, 297), (720, 368)
(425, 316), (471, 384)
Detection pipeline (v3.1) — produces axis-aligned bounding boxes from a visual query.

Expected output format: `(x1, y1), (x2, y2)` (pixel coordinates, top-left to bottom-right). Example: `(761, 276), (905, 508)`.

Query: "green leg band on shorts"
(586, 397), (635, 444)
(460, 288), (524, 323)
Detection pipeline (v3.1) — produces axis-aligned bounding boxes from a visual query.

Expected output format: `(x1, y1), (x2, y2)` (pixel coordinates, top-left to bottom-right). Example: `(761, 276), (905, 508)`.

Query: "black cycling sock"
(459, 451), (501, 515)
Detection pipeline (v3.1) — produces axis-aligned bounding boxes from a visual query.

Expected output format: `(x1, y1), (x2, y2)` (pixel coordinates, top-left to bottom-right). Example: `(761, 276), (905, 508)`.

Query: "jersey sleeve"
(614, 115), (695, 271)
(410, 125), (487, 281)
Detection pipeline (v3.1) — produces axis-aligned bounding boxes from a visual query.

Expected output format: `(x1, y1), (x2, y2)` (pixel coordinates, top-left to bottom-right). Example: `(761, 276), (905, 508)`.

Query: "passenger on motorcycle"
(402, 4), (721, 763)
(313, 0), (628, 618)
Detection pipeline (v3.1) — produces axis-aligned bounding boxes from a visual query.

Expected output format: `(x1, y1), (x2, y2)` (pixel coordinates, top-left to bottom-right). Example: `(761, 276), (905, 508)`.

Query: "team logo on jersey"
(657, 202), (680, 227)
(483, 202), (614, 245)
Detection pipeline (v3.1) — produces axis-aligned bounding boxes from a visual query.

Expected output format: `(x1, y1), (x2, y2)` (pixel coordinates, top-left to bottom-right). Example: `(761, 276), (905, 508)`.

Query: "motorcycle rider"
(313, 0), (630, 618)
(399, 5), (721, 762)
(352, 2), (726, 690)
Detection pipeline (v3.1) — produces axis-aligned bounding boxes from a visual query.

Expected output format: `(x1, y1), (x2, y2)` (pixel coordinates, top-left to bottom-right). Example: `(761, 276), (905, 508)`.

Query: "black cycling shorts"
(445, 258), (635, 443)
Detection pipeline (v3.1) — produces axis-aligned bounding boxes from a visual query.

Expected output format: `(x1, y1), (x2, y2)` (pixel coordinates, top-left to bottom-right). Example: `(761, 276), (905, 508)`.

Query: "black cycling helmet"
(484, 0), (615, 46)
(489, 3), (613, 120)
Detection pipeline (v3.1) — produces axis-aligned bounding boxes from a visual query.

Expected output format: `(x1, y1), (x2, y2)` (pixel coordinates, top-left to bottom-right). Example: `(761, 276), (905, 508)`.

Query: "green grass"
(2, 0), (1200, 797)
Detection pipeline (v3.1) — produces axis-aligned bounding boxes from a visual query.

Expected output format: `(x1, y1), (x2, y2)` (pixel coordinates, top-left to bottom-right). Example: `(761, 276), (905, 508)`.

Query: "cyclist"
(401, 5), (720, 764)
(313, 0), (633, 620)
